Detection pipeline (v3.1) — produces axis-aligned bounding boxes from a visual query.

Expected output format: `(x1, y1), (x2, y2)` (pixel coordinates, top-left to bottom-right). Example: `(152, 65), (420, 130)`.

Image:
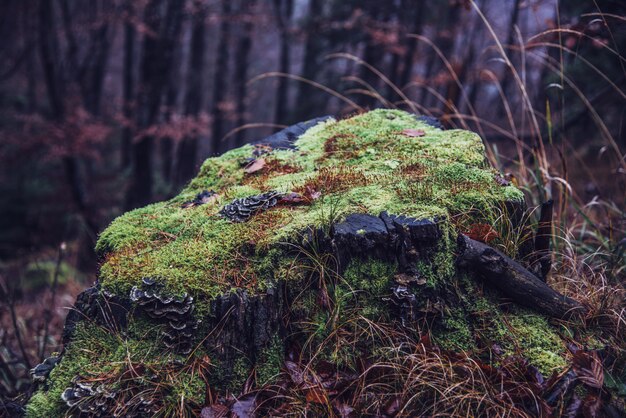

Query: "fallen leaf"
(201, 405), (229, 418)
(284, 361), (304, 385)
(304, 185), (321, 201)
(466, 223), (499, 243)
(305, 386), (327, 404)
(231, 393), (258, 418)
(333, 400), (356, 418)
(402, 128), (426, 137)
(279, 192), (306, 204)
(244, 158), (266, 174)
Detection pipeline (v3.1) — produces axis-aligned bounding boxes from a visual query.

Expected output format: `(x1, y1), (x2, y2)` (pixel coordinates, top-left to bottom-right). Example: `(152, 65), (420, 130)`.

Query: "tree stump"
(26, 110), (587, 417)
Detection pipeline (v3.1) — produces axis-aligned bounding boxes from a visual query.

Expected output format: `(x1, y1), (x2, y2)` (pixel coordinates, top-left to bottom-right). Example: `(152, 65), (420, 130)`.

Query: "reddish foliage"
(465, 223), (499, 243)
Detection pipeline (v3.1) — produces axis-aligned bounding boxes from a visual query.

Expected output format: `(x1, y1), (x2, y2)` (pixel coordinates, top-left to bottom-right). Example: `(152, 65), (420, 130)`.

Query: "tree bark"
(121, 3), (135, 169)
(294, 0), (324, 122)
(498, 0), (522, 114)
(211, 0), (232, 154)
(457, 234), (584, 319)
(126, 0), (184, 210)
(272, 0), (293, 125)
(397, 0), (424, 91)
(234, 0), (256, 147)
(175, 0), (206, 188)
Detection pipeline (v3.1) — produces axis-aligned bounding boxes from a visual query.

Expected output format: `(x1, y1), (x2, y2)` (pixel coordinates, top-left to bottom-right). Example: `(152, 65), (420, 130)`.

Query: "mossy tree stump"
(27, 110), (586, 417)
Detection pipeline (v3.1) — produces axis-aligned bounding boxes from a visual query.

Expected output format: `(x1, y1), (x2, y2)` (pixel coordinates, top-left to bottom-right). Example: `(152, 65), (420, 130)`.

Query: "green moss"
(230, 357), (252, 391)
(25, 321), (199, 417)
(95, 109), (518, 302)
(256, 335), (284, 386)
(25, 325), (121, 417)
(343, 258), (396, 296)
(433, 308), (475, 351)
(505, 309), (568, 374)
(34, 109), (559, 412)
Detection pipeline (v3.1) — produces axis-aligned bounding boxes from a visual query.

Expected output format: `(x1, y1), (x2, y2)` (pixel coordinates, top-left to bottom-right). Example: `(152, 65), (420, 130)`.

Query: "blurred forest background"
(0, 0), (624, 406)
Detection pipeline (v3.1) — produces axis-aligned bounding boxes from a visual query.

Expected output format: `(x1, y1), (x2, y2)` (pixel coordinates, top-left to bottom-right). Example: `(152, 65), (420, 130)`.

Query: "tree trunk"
(358, 2), (389, 109)
(498, 0), (522, 113)
(273, 0), (293, 125)
(397, 1), (424, 91)
(234, 0), (256, 147)
(161, 32), (184, 188)
(175, 0), (206, 188)
(211, 0), (232, 154)
(121, 3), (135, 169)
(420, 3), (461, 109)
(126, 0), (185, 210)
(294, 0), (324, 122)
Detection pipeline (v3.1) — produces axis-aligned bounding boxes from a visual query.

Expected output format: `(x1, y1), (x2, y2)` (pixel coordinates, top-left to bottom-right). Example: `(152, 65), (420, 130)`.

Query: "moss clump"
(25, 321), (204, 418)
(342, 258), (396, 296)
(33, 109), (566, 415)
(255, 335), (284, 386)
(433, 308), (475, 351)
(95, 109), (522, 301)
(505, 309), (568, 374)
(25, 325), (121, 417)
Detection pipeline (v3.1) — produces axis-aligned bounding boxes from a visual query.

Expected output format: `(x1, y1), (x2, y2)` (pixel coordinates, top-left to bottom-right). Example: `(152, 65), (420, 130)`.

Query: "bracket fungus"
(130, 277), (198, 354)
(219, 190), (283, 222)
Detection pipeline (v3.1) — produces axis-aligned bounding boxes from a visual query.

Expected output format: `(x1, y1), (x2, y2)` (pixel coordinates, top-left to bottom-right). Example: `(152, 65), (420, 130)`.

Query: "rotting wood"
(457, 233), (584, 319)
(531, 199), (554, 281)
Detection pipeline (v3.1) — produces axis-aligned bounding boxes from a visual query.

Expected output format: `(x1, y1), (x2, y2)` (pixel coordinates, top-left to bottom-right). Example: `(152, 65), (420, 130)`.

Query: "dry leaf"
(305, 387), (327, 404)
(244, 158), (266, 174)
(466, 223), (499, 243)
(402, 128), (426, 137)
(279, 193), (306, 204)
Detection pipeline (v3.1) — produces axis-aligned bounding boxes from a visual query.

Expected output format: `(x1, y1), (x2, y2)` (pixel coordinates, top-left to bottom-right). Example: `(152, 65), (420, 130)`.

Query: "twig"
(39, 242), (66, 361)
(8, 296), (31, 370)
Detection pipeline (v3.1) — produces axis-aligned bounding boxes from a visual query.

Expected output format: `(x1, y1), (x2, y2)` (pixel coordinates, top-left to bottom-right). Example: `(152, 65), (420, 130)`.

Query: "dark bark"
(531, 199), (554, 281)
(58, 0), (113, 115)
(358, 3), (390, 109)
(175, 0), (206, 187)
(38, 0), (99, 239)
(121, 3), (135, 169)
(211, 0), (232, 154)
(38, 0), (64, 121)
(234, 0), (256, 146)
(126, 0), (185, 210)
(294, 0), (324, 122)
(161, 34), (184, 187)
(498, 0), (523, 116)
(272, 0), (293, 124)
(420, 4), (462, 109)
(397, 1), (424, 91)
(457, 234), (584, 319)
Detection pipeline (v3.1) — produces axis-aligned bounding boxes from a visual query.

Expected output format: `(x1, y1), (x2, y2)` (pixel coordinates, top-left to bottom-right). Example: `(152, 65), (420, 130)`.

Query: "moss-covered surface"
(95, 109), (523, 300)
(29, 109), (592, 416)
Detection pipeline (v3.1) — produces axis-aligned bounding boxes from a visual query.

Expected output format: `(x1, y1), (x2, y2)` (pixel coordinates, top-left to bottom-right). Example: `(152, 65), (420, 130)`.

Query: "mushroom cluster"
(130, 278), (198, 354)
(30, 355), (60, 383)
(219, 191), (283, 222)
(61, 376), (156, 417)
(61, 377), (116, 416)
(181, 189), (217, 208)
